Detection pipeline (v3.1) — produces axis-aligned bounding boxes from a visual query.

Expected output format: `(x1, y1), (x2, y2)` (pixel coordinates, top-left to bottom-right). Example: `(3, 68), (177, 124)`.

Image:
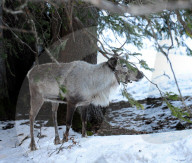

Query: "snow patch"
(1, 121), (192, 163)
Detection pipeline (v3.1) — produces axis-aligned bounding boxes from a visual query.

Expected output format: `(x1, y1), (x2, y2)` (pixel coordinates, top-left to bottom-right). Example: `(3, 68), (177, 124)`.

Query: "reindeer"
(27, 57), (143, 150)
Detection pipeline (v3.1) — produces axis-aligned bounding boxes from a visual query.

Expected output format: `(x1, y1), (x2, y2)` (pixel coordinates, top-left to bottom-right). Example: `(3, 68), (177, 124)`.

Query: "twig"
(50, 3), (62, 43)
(25, 0), (192, 16)
(48, 142), (64, 157)
(162, 72), (171, 79)
(1, 19), (36, 54)
(176, 10), (192, 37)
(45, 48), (60, 65)
(0, 25), (35, 34)
(29, 17), (40, 65)
(18, 136), (30, 146)
(119, 38), (127, 50)
(147, 18), (191, 115)
(83, 0), (192, 16)
(2, 0), (27, 15)
(98, 49), (109, 59)
(128, 61), (165, 99)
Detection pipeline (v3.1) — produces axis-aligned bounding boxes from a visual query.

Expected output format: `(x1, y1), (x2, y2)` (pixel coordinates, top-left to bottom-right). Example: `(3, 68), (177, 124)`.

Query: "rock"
(175, 122), (185, 130)
(2, 123), (14, 130)
(145, 120), (152, 124)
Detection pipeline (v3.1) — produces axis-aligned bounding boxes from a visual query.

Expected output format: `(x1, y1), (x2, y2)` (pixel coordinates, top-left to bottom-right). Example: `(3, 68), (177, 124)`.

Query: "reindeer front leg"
(81, 106), (87, 137)
(63, 102), (76, 143)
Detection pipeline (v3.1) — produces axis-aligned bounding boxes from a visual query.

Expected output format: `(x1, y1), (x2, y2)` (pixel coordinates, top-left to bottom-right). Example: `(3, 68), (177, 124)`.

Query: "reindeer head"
(107, 57), (144, 84)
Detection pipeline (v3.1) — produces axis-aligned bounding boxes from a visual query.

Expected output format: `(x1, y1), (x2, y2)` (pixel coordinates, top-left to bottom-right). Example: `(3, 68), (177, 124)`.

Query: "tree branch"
(1, 18), (36, 54)
(45, 48), (60, 65)
(147, 18), (191, 115)
(0, 25), (35, 34)
(2, 0), (27, 15)
(175, 10), (192, 37)
(27, 0), (192, 16)
(83, 0), (192, 16)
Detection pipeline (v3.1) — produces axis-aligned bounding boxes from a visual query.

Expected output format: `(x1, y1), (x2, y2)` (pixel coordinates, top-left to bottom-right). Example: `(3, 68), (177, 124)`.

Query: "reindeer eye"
(122, 64), (127, 68)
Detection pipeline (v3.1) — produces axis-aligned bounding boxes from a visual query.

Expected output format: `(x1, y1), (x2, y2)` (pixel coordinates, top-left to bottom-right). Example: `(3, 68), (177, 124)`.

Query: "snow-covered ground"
(107, 98), (192, 133)
(1, 120), (192, 163)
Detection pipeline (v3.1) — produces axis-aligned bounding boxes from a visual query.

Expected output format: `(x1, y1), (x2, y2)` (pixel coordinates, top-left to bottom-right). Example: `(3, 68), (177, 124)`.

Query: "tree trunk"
(0, 2), (6, 99)
(1, 0), (35, 120)
(0, 2), (7, 120)
(0, 1), (15, 120)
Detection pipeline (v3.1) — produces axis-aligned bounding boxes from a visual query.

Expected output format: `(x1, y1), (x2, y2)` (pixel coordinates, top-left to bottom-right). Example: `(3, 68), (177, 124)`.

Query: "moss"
(86, 131), (93, 136)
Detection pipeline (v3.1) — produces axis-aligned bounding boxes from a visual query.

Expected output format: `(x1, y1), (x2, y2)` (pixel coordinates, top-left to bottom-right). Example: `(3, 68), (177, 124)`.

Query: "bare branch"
(28, 15), (40, 65)
(119, 39), (127, 50)
(26, 0), (192, 16)
(167, 14), (174, 52)
(1, 18), (36, 54)
(176, 10), (192, 37)
(18, 136), (29, 146)
(0, 25), (35, 34)
(83, 0), (192, 16)
(98, 49), (109, 59)
(2, 0), (27, 14)
(147, 18), (191, 115)
(63, 0), (76, 41)
(45, 48), (60, 65)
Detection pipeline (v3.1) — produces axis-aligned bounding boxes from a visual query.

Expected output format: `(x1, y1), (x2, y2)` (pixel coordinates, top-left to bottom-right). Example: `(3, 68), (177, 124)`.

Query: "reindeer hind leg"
(52, 103), (61, 145)
(29, 86), (44, 151)
(63, 102), (76, 143)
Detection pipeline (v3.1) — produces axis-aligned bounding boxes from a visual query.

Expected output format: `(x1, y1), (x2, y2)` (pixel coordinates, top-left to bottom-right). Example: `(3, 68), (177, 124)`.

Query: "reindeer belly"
(37, 81), (66, 103)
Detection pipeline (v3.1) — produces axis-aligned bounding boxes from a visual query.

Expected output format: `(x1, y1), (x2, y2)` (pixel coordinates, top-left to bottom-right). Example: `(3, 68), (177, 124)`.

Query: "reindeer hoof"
(62, 135), (68, 143)
(29, 142), (37, 151)
(54, 137), (61, 145)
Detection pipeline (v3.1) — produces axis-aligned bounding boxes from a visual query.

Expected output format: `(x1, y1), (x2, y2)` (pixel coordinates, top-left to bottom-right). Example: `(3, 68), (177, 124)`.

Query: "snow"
(1, 30), (192, 162)
(1, 120), (192, 163)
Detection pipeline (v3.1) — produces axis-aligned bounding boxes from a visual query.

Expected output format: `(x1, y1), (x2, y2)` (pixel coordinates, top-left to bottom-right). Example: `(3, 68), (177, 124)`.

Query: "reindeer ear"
(107, 57), (118, 70)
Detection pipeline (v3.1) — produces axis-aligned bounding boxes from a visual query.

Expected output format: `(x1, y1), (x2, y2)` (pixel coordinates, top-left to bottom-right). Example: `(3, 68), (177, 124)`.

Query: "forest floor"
(98, 96), (192, 136)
